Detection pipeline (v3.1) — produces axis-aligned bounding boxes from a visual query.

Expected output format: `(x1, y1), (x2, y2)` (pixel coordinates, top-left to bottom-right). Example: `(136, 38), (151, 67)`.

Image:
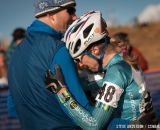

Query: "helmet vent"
(72, 22), (83, 33)
(83, 23), (94, 39)
(74, 39), (81, 53)
(68, 42), (72, 50)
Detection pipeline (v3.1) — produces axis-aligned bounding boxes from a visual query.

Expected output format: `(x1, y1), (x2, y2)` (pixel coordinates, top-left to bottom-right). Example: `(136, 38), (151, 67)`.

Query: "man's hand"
(45, 64), (65, 94)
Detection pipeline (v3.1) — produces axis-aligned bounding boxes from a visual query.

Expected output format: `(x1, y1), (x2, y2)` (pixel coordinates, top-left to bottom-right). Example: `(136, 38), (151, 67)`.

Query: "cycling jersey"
(55, 53), (156, 130)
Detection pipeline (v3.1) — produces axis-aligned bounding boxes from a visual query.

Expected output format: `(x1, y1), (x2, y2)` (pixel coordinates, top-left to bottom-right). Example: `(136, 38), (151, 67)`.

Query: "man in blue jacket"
(8, 0), (93, 130)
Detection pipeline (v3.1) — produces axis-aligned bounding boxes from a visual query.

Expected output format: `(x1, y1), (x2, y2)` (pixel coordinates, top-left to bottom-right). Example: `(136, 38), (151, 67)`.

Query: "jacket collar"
(27, 20), (63, 40)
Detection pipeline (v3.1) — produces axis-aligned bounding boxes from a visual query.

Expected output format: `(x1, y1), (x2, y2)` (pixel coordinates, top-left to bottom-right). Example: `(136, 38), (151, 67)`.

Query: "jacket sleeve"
(50, 46), (93, 111)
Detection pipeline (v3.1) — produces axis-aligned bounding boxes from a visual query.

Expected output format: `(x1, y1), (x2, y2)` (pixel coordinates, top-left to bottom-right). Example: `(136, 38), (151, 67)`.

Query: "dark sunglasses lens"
(67, 7), (76, 15)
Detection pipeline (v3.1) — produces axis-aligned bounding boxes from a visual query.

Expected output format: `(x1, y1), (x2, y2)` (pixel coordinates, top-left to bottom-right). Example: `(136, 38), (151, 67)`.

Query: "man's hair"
(12, 28), (26, 41)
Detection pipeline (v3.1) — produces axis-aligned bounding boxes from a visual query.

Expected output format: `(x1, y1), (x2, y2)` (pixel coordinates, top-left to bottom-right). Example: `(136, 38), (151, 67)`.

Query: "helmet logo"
(84, 34), (94, 45)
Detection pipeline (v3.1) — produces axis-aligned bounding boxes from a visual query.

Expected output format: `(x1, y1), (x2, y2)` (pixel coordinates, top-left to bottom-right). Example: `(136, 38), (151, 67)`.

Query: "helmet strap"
(83, 36), (109, 72)
(83, 43), (107, 72)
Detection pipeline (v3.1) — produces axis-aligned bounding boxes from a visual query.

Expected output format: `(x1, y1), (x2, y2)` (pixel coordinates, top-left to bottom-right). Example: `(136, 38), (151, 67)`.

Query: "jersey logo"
(70, 101), (78, 109)
(96, 82), (124, 108)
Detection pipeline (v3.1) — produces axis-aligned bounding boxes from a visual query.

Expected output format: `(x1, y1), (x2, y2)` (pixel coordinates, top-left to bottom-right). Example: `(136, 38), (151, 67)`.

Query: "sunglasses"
(66, 7), (76, 15)
(74, 53), (84, 63)
(47, 5), (76, 15)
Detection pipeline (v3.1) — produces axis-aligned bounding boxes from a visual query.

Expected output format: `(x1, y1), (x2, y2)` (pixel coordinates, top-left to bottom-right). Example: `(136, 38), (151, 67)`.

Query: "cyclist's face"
(77, 55), (99, 72)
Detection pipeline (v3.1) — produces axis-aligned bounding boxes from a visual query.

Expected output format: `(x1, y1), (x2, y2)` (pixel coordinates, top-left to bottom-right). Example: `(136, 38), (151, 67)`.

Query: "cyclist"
(46, 11), (158, 130)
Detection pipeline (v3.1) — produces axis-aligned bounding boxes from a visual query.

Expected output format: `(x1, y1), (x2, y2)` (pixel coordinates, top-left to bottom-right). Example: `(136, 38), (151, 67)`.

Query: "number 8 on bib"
(96, 82), (124, 108)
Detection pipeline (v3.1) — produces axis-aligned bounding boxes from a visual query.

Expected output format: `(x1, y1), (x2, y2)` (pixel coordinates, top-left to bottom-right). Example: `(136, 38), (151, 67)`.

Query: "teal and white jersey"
(95, 53), (153, 121)
(53, 53), (156, 130)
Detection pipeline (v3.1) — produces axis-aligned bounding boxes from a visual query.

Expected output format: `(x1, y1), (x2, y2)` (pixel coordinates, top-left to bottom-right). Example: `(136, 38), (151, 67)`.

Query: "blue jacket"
(8, 20), (93, 130)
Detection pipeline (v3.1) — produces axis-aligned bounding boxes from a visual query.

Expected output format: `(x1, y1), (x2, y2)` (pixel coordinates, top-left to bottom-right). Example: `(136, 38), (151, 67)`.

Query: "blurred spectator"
(0, 50), (21, 130)
(112, 32), (149, 71)
(0, 35), (9, 51)
(6, 28), (26, 65)
(0, 50), (7, 88)
(6, 28), (25, 118)
(5, 28), (25, 127)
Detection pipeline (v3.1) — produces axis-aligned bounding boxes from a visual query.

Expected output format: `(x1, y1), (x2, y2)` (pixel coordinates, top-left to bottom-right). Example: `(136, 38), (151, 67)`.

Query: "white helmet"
(64, 11), (108, 59)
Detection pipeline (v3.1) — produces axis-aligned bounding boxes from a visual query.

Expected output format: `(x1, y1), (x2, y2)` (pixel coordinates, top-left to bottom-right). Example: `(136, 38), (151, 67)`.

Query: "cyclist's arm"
(55, 80), (124, 130)
(56, 87), (113, 130)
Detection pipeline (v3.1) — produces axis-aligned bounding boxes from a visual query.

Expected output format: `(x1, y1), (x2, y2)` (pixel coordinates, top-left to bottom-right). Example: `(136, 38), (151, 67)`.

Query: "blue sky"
(0, 0), (160, 40)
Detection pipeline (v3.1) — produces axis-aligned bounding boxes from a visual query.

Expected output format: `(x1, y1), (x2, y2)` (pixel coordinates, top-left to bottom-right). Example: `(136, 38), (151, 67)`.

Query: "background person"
(6, 28), (26, 65)
(0, 49), (21, 130)
(112, 32), (149, 71)
(6, 28), (26, 118)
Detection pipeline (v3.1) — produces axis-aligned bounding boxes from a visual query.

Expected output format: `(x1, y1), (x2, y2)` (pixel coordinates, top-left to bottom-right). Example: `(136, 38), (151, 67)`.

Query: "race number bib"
(96, 82), (124, 108)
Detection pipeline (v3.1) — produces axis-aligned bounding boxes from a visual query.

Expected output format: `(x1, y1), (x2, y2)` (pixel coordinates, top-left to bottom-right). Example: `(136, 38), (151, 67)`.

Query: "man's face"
(54, 6), (77, 33)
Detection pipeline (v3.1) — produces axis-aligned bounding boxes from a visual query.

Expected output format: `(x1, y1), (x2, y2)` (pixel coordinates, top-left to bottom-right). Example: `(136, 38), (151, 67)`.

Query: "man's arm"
(50, 46), (93, 111)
